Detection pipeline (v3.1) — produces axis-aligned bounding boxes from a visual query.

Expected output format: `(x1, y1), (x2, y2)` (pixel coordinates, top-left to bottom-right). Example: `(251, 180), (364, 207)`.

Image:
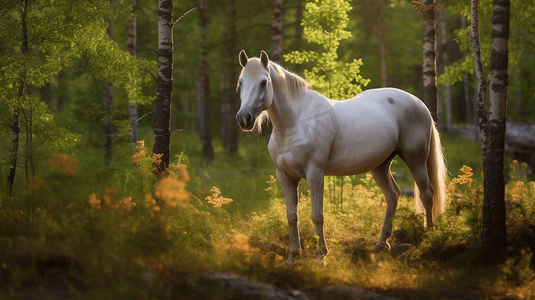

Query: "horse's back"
(324, 88), (433, 176)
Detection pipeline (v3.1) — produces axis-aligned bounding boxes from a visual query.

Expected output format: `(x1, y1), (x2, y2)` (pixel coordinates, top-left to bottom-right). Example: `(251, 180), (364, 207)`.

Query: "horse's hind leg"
(372, 154), (401, 252)
(404, 152), (435, 227)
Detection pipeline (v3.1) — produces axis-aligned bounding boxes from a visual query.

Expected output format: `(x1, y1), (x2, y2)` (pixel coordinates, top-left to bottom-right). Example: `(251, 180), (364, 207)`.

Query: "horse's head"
(236, 50), (273, 131)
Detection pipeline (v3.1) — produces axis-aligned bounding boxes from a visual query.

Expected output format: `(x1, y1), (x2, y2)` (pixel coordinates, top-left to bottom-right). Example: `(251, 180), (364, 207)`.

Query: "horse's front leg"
(277, 169), (301, 264)
(307, 167), (328, 261)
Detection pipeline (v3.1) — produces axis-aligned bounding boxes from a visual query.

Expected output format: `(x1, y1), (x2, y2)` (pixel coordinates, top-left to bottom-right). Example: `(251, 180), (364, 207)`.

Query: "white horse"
(236, 50), (446, 263)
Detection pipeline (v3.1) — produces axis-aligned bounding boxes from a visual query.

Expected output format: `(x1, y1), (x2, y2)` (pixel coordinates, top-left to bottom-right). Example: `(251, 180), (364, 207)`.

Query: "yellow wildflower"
(265, 175), (276, 191)
(118, 197), (136, 211)
(205, 186), (233, 208)
(511, 181), (525, 202)
(447, 165), (474, 196)
(143, 194), (159, 212)
(88, 193), (102, 210)
(101, 186), (117, 208)
(131, 140), (146, 164)
(176, 164), (190, 182)
(48, 153), (78, 175)
(25, 176), (48, 191)
(154, 177), (189, 207)
(152, 153), (164, 166)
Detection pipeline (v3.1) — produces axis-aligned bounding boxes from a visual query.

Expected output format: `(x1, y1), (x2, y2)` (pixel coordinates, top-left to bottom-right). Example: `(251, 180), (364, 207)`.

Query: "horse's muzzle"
(236, 111), (254, 130)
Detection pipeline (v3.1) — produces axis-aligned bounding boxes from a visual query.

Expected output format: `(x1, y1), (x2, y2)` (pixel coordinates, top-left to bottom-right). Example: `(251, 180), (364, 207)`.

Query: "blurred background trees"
(1, 0), (534, 190)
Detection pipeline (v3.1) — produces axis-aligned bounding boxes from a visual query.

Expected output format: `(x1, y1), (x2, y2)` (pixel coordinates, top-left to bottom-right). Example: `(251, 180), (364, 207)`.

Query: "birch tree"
(128, 0), (139, 143)
(285, 0), (369, 100)
(421, 0), (438, 123)
(471, 0), (510, 261)
(153, 0), (174, 175)
(1, 0), (153, 194)
(438, 8), (452, 132)
(6, 0), (29, 197)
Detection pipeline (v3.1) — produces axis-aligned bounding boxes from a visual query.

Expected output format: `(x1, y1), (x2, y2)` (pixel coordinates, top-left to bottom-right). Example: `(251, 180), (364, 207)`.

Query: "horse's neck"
(267, 66), (299, 132)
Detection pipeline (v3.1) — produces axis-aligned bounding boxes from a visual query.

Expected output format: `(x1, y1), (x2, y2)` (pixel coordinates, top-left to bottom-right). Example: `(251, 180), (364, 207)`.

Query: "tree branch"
(172, 7), (197, 26)
(137, 66), (157, 82)
(452, 36), (471, 42)
(130, 111), (153, 125)
(410, 0), (452, 12)
(171, 129), (186, 136)
(512, 36), (535, 49)
(1, 122), (14, 130)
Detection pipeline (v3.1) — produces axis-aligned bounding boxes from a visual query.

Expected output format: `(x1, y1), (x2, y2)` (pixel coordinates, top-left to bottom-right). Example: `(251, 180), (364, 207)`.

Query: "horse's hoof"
(315, 258), (327, 266)
(315, 249), (328, 265)
(286, 255), (295, 265)
(373, 241), (391, 252)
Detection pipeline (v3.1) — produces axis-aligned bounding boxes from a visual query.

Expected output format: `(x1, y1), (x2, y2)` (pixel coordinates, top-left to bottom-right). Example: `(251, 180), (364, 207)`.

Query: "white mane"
(269, 62), (311, 101)
(237, 59), (311, 133)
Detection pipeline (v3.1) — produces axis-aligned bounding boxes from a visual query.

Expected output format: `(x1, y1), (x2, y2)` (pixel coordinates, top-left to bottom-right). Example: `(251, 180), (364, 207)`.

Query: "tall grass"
(0, 132), (533, 299)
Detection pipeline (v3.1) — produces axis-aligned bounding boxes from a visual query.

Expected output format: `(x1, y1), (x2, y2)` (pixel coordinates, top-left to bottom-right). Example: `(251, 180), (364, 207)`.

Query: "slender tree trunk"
(471, 0), (489, 160)
(104, 19), (114, 165)
(271, 0), (284, 64)
(482, 0), (510, 261)
(461, 15), (472, 122)
(8, 110), (20, 197)
(438, 8), (452, 132)
(21, 99), (34, 181)
(128, 0), (139, 143)
(220, 0), (239, 155)
(197, 0), (214, 162)
(379, 0), (388, 87)
(296, 0), (302, 40)
(8, 0), (30, 197)
(292, 0), (303, 73)
(153, 0), (174, 175)
(422, 0), (438, 123)
(471, 0), (510, 262)
(463, 72), (472, 121)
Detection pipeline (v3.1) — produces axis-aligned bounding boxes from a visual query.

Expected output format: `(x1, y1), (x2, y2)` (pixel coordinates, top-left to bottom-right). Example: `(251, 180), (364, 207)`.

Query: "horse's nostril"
(236, 112), (253, 129)
(241, 113), (253, 128)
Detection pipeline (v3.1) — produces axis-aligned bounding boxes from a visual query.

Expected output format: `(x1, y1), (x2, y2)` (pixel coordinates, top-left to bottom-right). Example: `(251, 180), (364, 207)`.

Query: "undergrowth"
(0, 134), (534, 299)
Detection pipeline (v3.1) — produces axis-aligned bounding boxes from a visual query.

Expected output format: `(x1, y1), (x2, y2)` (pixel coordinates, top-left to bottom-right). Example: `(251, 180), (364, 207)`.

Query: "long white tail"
(415, 125), (446, 223)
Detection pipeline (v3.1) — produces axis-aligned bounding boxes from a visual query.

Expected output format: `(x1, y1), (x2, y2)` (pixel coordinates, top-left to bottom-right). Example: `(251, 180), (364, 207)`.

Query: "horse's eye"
(261, 80), (267, 87)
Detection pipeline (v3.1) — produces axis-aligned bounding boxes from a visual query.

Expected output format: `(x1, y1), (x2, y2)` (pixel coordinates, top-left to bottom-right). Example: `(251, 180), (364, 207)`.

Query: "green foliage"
(442, 0), (535, 121)
(0, 0), (158, 190)
(502, 249), (535, 286)
(1, 133), (534, 298)
(1, 0), (535, 296)
(284, 0), (370, 100)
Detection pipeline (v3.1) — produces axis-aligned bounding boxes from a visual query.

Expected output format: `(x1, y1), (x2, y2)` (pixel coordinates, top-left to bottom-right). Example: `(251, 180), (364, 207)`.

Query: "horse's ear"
(239, 50), (248, 67)
(260, 50), (269, 69)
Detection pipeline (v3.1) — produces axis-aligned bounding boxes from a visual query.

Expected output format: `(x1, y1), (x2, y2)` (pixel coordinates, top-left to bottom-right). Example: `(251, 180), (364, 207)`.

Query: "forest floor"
(1, 132), (534, 299)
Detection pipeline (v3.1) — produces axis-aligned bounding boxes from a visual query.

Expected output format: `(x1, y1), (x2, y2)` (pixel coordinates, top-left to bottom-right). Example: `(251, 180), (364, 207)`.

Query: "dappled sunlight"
(2, 139), (535, 299)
